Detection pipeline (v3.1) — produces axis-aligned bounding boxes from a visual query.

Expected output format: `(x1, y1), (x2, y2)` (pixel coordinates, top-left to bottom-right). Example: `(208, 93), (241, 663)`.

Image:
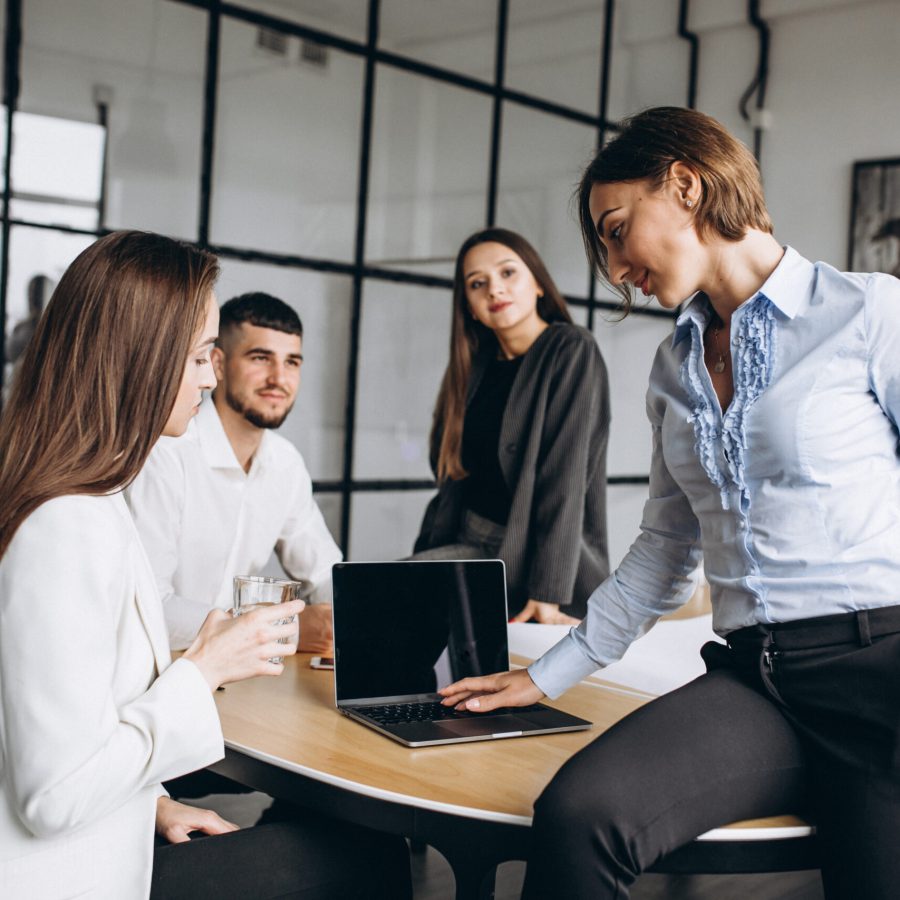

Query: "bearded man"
(127, 292), (339, 653)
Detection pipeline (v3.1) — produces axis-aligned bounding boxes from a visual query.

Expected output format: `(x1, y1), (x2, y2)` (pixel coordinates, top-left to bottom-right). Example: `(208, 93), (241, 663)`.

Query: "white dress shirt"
(126, 399), (342, 650)
(0, 493), (223, 899)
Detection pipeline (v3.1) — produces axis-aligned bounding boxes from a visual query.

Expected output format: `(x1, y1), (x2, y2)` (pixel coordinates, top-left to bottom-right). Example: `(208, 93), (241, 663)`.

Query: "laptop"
(331, 559), (592, 747)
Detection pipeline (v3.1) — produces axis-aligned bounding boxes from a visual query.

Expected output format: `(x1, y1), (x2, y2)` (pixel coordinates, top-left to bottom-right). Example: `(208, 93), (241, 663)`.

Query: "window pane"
(314, 491), (344, 543)
(505, 0), (606, 114)
(259, 491), (344, 576)
(3, 226), (93, 393)
(349, 490), (434, 560)
(12, 112), (104, 201)
(9, 200), (99, 231)
(607, 483), (649, 569)
(230, 1), (366, 43)
(0, 105), (6, 195)
(10, 112), (104, 228)
(569, 304), (589, 328)
(379, 0), (495, 80)
(0, 1), (6, 192)
(497, 102), (595, 298)
(19, 0), (206, 239)
(593, 312), (674, 477)
(211, 18), (363, 260)
(366, 67), (492, 278)
(214, 259), (352, 480)
(606, 0), (690, 121)
(353, 280), (450, 480)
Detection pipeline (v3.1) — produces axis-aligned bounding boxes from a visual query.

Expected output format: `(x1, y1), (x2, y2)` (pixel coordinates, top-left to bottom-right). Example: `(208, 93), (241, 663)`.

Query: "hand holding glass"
(232, 575), (310, 664)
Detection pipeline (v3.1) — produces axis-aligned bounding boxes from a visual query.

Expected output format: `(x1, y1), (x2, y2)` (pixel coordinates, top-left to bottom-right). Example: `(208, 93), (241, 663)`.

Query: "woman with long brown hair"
(414, 227), (610, 622)
(0, 231), (410, 899)
(442, 107), (900, 899)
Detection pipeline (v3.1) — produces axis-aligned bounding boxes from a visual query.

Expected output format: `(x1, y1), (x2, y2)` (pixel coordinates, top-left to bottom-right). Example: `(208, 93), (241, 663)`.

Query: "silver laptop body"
(331, 559), (592, 747)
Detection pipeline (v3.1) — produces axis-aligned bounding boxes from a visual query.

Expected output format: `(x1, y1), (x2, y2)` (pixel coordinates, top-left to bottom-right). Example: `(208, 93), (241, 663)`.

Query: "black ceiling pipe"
(677, 0), (699, 109)
(738, 0), (771, 162)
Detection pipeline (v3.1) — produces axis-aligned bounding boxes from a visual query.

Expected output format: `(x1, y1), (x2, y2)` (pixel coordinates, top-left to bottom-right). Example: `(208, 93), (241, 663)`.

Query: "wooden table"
(210, 653), (817, 898)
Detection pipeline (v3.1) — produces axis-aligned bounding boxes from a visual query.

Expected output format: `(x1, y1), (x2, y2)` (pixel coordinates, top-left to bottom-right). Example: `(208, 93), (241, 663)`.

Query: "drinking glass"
(232, 575), (310, 664)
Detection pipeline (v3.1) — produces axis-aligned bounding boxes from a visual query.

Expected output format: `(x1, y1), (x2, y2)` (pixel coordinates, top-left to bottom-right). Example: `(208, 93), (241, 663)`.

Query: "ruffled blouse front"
(682, 294), (776, 511)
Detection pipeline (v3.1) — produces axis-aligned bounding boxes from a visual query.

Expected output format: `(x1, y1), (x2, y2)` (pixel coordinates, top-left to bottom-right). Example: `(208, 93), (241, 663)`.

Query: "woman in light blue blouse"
(441, 106), (900, 899)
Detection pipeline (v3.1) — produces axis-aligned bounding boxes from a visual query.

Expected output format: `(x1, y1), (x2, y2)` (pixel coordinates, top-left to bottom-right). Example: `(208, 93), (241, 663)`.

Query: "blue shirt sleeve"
(529, 385), (703, 699)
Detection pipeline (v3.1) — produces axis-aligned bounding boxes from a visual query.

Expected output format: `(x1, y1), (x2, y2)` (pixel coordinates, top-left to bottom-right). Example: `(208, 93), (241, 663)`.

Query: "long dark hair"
(0, 230), (219, 557)
(577, 106), (773, 311)
(432, 228), (572, 482)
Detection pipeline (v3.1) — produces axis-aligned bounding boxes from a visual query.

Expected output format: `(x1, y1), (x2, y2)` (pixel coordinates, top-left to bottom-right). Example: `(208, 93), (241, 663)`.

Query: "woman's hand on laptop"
(439, 669), (544, 713)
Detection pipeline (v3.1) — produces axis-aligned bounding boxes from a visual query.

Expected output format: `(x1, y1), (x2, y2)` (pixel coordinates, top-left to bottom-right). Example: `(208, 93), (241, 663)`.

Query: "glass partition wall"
(1, 0), (694, 565)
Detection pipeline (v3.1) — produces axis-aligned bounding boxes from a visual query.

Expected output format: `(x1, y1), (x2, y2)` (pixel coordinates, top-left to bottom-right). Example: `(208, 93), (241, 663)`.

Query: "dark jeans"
(163, 768), (251, 800)
(151, 815), (412, 900)
(163, 768), (296, 827)
(522, 607), (900, 900)
(409, 509), (505, 562)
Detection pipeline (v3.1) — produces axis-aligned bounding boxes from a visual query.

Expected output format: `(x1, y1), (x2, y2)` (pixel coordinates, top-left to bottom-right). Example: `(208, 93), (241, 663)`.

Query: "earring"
(685, 198), (694, 209)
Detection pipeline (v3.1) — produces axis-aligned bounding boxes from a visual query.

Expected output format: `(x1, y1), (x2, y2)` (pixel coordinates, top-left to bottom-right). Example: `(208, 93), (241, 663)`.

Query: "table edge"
(224, 738), (533, 827)
(696, 824), (814, 841)
(224, 737), (814, 842)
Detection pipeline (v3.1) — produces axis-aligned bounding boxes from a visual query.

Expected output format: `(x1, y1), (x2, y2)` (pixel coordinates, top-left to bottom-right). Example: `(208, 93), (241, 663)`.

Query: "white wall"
(8, 0), (900, 566)
(759, 1), (900, 264)
(592, 0), (900, 565)
(611, 0), (900, 264)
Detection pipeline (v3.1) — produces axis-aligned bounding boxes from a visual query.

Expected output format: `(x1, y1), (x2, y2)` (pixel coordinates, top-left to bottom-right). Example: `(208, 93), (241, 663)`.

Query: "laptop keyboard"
(357, 700), (545, 726)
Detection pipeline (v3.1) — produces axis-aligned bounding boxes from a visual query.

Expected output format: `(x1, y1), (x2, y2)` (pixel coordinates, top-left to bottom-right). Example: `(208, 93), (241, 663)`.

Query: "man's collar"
(673, 246), (813, 346)
(195, 397), (244, 470)
(195, 396), (277, 471)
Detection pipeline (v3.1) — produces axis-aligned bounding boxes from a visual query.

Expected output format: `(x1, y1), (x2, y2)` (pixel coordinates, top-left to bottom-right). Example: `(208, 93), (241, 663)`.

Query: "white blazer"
(0, 493), (224, 899)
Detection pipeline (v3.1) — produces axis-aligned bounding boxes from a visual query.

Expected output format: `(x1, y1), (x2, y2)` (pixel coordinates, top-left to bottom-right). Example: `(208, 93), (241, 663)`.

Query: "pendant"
(713, 359), (726, 374)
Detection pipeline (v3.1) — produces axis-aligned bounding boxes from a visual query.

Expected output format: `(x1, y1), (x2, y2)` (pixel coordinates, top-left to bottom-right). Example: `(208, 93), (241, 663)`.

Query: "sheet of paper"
(508, 616), (721, 696)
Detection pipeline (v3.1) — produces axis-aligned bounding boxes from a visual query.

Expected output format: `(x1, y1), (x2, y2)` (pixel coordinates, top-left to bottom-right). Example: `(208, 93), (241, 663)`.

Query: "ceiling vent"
(256, 27), (289, 56)
(299, 39), (329, 69)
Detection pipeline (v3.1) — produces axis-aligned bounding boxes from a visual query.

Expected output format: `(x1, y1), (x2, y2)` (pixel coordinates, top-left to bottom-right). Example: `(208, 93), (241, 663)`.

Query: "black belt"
(727, 604), (900, 651)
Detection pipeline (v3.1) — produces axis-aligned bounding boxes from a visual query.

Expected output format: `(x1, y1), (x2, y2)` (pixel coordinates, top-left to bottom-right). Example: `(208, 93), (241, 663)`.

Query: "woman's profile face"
(462, 241), (544, 337)
(162, 293), (219, 437)
(588, 175), (705, 308)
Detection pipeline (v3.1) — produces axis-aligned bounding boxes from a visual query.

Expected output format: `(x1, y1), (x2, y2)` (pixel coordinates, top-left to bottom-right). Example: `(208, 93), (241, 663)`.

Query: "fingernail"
(466, 698), (480, 710)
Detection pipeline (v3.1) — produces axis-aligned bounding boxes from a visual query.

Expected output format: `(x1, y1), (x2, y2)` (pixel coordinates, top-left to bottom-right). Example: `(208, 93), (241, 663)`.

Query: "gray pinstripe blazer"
(414, 322), (610, 618)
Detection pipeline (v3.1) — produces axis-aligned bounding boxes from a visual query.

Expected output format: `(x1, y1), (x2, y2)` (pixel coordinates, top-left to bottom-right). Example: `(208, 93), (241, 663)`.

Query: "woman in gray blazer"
(414, 228), (610, 622)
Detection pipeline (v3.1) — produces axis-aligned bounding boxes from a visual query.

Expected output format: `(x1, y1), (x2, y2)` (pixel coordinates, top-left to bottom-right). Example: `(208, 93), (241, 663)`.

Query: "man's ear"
(211, 346), (226, 382)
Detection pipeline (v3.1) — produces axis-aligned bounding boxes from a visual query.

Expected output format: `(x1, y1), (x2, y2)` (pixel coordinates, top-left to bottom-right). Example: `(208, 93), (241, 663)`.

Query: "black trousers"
(151, 814), (412, 900)
(522, 607), (900, 900)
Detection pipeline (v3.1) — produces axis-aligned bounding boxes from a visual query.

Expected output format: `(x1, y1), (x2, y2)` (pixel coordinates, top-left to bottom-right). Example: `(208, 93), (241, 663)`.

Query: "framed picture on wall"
(848, 157), (900, 276)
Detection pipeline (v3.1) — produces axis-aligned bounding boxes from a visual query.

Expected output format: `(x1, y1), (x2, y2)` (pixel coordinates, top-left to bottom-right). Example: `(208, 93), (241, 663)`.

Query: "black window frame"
(0, 0), (700, 554)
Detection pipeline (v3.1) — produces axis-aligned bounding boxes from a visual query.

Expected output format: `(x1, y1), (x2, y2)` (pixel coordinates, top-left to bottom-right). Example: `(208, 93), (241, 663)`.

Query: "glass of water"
(232, 575), (310, 664)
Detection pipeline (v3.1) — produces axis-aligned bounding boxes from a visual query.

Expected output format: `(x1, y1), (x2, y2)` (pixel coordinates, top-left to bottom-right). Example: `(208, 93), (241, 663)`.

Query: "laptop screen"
(332, 560), (509, 704)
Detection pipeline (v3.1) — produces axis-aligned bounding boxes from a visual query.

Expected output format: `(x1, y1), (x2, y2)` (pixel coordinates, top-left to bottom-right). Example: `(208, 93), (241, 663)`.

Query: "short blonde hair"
(578, 106), (773, 310)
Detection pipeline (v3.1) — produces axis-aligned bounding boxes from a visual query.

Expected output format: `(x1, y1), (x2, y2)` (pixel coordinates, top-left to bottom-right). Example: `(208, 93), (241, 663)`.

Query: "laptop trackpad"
(438, 715), (534, 737)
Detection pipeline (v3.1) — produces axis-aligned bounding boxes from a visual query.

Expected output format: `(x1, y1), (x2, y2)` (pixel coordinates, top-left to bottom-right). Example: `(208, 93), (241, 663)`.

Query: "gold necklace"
(710, 320), (728, 374)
